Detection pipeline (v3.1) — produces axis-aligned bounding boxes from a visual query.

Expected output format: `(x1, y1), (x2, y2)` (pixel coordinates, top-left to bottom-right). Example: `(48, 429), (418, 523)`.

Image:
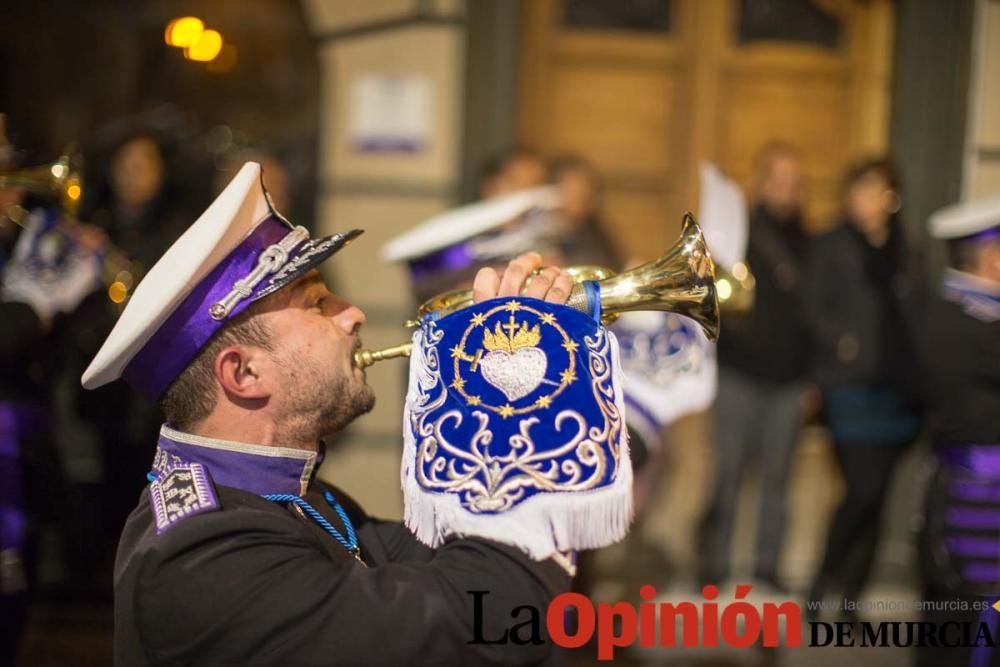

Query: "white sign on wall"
(349, 73), (430, 154)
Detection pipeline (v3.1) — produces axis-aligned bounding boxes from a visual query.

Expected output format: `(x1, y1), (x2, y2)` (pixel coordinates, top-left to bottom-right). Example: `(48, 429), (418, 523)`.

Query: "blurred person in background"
(479, 146), (547, 200)
(549, 154), (623, 269)
(698, 142), (810, 592)
(86, 131), (195, 269)
(57, 128), (206, 586)
(393, 146), (555, 305)
(802, 157), (924, 617)
(917, 197), (1000, 667)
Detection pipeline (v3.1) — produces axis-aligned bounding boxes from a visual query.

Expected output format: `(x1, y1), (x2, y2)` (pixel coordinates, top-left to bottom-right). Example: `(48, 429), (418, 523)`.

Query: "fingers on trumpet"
(473, 253), (574, 305)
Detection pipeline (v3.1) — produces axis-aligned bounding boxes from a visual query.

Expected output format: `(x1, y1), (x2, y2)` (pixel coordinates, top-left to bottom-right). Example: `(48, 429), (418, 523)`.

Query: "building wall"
(965, 0), (1000, 198)
(301, 0), (466, 518)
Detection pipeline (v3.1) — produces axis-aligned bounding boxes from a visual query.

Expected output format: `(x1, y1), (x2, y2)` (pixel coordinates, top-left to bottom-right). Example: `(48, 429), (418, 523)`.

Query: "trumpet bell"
(575, 213), (719, 341)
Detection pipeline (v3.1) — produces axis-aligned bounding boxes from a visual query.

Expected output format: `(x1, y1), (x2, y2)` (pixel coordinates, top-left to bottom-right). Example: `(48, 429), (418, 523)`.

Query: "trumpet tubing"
(353, 214), (720, 369)
(0, 150), (83, 217)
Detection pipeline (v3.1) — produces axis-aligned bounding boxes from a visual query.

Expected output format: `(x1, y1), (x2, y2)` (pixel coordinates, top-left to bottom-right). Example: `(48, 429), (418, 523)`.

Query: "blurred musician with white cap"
(918, 195), (1000, 667)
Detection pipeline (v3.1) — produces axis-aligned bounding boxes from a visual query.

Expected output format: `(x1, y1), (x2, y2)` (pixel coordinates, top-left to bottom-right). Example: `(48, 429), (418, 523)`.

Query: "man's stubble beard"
(276, 360), (376, 444)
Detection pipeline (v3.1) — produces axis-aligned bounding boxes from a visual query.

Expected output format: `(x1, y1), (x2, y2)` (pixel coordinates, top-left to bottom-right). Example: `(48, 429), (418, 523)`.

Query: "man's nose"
(335, 304), (366, 336)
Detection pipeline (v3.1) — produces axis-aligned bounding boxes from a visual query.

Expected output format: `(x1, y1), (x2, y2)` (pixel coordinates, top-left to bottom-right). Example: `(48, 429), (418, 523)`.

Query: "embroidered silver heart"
(479, 348), (547, 402)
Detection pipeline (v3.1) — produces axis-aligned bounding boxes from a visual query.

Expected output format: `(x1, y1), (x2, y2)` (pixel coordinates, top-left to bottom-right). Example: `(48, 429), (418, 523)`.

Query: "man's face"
(259, 270), (374, 436)
(556, 167), (598, 225)
(111, 137), (165, 209)
(980, 240), (1000, 283)
(758, 154), (803, 222)
(495, 156), (547, 197)
(846, 172), (893, 238)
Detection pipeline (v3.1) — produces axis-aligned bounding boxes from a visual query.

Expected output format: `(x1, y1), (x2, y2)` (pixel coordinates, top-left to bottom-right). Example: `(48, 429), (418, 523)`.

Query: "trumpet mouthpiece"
(353, 343), (414, 369)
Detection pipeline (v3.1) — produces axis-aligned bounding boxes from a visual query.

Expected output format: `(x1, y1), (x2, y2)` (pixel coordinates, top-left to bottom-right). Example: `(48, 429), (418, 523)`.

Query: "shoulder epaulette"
(149, 462), (220, 534)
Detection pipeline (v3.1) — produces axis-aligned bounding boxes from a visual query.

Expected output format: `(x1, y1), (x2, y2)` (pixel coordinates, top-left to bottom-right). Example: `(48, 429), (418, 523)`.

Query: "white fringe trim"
(400, 327), (634, 560)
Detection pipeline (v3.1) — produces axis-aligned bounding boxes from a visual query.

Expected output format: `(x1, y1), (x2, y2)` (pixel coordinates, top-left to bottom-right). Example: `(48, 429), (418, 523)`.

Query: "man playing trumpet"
(83, 163), (618, 666)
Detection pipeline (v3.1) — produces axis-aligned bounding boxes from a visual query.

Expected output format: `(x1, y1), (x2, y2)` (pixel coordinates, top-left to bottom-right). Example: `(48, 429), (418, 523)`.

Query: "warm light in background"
(731, 262), (749, 281)
(66, 183), (82, 201)
(108, 281), (129, 304)
(716, 278), (733, 302)
(206, 43), (238, 73)
(164, 17), (204, 48)
(185, 29), (223, 62)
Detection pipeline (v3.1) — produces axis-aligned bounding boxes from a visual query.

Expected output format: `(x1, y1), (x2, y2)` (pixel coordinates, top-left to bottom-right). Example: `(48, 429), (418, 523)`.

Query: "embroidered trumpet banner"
(401, 296), (633, 558)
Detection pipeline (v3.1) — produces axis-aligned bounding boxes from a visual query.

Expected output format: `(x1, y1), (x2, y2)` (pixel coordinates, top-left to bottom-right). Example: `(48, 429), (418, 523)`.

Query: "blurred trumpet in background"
(0, 150), (137, 305)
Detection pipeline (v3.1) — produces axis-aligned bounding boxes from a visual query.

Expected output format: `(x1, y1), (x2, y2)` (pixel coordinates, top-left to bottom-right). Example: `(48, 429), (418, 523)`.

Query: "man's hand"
(472, 252), (574, 305)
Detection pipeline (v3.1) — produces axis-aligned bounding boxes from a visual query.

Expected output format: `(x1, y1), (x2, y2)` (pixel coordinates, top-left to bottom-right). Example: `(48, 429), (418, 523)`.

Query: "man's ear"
(214, 345), (272, 399)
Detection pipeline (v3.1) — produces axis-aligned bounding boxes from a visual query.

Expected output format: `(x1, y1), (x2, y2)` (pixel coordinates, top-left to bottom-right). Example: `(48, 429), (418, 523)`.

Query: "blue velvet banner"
(401, 296), (632, 557)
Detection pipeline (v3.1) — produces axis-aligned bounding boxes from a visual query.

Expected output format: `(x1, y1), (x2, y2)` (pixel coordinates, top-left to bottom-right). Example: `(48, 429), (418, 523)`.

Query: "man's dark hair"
(478, 146), (543, 194)
(549, 153), (597, 182)
(752, 141), (800, 187)
(159, 301), (275, 431)
(842, 156), (901, 194)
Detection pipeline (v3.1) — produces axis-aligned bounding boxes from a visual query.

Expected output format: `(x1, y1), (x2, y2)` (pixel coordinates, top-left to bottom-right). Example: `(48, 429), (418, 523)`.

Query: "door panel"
(518, 0), (894, 255)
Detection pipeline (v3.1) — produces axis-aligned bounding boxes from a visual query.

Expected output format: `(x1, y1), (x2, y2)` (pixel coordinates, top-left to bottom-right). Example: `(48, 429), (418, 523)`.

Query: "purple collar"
(151, 425), (322, 496)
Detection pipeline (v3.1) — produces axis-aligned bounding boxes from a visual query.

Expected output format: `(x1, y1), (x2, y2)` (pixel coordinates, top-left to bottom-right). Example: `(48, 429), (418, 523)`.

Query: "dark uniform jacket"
(915, 270), (1000, 667)
(800, 219), (924, 390)
(919, 269), (1000, 445)
(717, 203), (808, 384)
(114, 426), (571, 666)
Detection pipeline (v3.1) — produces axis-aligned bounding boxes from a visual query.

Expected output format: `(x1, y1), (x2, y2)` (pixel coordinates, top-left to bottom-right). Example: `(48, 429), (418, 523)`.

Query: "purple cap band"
(961, 225), (1000, 243)
(123, 216), (295, 401)
(408, 243), (477, 280)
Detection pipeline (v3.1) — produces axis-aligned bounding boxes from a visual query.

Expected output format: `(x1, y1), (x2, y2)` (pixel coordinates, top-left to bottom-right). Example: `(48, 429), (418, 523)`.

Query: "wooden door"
(517, 0), (894, 258)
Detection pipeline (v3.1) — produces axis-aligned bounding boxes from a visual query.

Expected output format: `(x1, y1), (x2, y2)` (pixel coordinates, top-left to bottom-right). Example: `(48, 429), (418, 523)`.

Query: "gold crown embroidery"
(482, 315), (541, 354)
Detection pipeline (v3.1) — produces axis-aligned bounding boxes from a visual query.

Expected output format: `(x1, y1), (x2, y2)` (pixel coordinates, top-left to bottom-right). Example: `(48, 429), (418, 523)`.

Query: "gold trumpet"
(0, 149), (83, 219)
(354, 213), (720, 369)
(0, 150), (137, 304)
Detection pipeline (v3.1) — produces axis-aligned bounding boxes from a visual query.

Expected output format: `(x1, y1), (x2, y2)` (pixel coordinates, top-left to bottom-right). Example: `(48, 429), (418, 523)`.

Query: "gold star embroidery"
(451, 378), (465, 391)
(535, 395), (553, 409)
(467, 396), (481, 406)
(498, 404), (515, 418)
(562, 340), (579, 353)
(450, 345), (465, 359)
(470, 313), (487, 327)
(560, 369), (577, 384)
(540, 313), (556, 325)
(504, 300), (522, 312)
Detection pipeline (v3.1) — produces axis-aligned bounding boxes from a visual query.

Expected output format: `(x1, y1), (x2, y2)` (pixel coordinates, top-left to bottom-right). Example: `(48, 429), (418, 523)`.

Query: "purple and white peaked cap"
(82, 162), (361, 400)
